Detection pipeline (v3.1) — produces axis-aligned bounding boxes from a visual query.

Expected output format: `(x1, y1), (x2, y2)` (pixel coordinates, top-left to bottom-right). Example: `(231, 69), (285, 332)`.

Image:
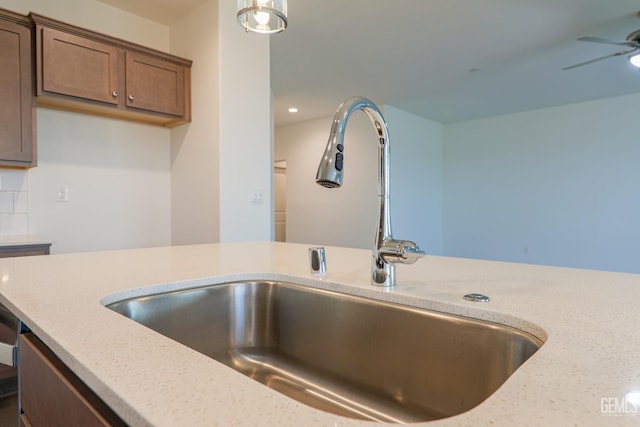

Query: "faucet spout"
(315, 96), (425, 287)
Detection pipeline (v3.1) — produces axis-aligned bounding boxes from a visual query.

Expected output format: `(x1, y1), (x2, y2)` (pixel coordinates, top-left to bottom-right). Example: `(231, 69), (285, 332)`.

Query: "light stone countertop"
(0, 241), (638, 426)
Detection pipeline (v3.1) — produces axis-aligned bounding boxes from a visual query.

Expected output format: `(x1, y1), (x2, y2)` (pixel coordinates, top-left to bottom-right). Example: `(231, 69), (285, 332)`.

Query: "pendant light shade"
(237, 0), (287, 34)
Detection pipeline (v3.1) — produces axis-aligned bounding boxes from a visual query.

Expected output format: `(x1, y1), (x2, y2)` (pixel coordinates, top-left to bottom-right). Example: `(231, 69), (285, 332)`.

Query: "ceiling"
(98, 0), (205, 25)
(99, 0), (640, 126)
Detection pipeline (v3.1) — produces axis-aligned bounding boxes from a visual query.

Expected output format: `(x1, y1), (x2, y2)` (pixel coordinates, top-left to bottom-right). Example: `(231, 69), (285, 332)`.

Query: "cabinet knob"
(112, 91), (118, 98)
(128, 94), (135, 102)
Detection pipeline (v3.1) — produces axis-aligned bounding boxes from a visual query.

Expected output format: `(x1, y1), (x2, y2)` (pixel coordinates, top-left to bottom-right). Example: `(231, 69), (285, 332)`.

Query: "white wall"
(29, 110), (171, 253)
(384, 105), (443, 254)
(1, 0), (173, 254)
(275, 106), (442, 252)
(217, 0), (272, 242)
(0, 0), (169, 50)
(170, 0), (272, 245)
(275, 114), (378, 248)
(443, 92), (640, 273)
(169, 0), (220, 245)
(277, 93), (640, 274)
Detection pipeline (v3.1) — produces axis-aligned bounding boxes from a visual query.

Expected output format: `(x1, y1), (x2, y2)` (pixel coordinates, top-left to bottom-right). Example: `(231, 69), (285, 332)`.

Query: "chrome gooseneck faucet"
(315, 96), (425, 287)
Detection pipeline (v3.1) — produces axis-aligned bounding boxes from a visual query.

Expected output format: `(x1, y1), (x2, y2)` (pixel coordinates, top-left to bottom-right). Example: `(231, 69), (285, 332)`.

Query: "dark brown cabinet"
(0, 244), (50, 425)
(40, 26), (120, 106)
(0, 243), (50, 258)
(125, 51), (186, 117)
(0, 9), (35, 168)
(19, 333), (126, 426)
(32, 13), (192, 127)
(0, 8), (192, 168)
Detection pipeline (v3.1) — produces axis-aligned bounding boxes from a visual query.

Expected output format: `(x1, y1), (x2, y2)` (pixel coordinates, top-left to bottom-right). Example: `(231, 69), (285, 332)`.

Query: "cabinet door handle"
(128, 94), (134, 102)
(0, 341), (16, 367)
(112, 91), (118, 98)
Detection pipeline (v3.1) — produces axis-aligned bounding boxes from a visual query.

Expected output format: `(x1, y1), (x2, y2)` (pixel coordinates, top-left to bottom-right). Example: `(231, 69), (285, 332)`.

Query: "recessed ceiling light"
(288, 107), (298, 113)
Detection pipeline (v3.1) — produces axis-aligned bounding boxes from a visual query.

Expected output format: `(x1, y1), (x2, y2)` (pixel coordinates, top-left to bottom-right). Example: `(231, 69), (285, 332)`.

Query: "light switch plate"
(56, 187), (69, 202)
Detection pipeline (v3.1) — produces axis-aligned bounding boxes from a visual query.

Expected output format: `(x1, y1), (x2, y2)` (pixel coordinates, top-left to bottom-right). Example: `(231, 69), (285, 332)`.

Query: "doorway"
(274, 161), (287, 242)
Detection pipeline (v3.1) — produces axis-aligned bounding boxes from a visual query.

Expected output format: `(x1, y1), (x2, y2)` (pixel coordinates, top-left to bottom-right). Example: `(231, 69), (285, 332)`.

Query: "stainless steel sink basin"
(106, 281), (543, 423)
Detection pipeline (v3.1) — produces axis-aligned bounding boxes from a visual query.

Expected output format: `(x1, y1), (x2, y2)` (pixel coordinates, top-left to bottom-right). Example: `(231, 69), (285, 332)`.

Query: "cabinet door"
(0, 17), (34, 165)
(40, 27), (120, 105)
(125, 51), (185, 116)
(19, 333), (126, 426)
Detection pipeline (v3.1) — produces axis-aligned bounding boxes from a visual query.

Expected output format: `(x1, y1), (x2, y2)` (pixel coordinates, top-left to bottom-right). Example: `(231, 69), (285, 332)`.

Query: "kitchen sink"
(106, 280), (543, 423)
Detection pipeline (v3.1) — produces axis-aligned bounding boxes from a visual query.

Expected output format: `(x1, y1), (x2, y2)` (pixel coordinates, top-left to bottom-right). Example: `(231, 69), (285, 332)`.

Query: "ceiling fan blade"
(578, 36), (638, 47)
(562, 48), (638, 70)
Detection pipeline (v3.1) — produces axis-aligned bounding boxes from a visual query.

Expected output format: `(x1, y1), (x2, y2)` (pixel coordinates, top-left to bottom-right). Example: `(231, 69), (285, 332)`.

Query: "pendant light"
(237, 0), (287, 34)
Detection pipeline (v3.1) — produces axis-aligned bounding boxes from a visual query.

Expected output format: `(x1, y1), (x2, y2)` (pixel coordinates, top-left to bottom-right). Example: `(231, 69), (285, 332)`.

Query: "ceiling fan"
(563, 29), (640, 70)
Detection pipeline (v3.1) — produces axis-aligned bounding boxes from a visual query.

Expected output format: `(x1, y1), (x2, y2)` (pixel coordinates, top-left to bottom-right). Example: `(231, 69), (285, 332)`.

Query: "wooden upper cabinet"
(125, 51), (185, 116)
(41, 27), (119, 105)
(0, 10), (35, 167)
(31, 13), (192, 127)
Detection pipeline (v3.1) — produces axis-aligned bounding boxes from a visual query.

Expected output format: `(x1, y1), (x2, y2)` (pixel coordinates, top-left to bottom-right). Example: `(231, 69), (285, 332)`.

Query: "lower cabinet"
(0, 244), (50, 258)
(19, 333), (126, 426)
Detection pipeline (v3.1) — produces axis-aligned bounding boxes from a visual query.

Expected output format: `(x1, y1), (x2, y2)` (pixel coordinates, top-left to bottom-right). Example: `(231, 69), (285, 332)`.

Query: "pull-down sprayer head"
(315, 131), (345, 188)
(315, 97), (386, 189)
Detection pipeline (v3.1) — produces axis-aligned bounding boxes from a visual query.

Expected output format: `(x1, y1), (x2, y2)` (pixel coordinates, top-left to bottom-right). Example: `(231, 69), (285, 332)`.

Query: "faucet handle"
(380, 240), (426, 265)
(399, 241), (426, 264)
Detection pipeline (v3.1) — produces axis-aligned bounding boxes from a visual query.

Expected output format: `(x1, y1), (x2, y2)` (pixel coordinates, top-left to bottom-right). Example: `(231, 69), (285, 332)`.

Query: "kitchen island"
(0, 241), (638, 426)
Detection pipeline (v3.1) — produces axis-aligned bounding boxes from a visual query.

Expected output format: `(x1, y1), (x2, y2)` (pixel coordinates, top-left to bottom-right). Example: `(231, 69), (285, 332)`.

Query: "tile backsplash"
(0, 169), (29, 237)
